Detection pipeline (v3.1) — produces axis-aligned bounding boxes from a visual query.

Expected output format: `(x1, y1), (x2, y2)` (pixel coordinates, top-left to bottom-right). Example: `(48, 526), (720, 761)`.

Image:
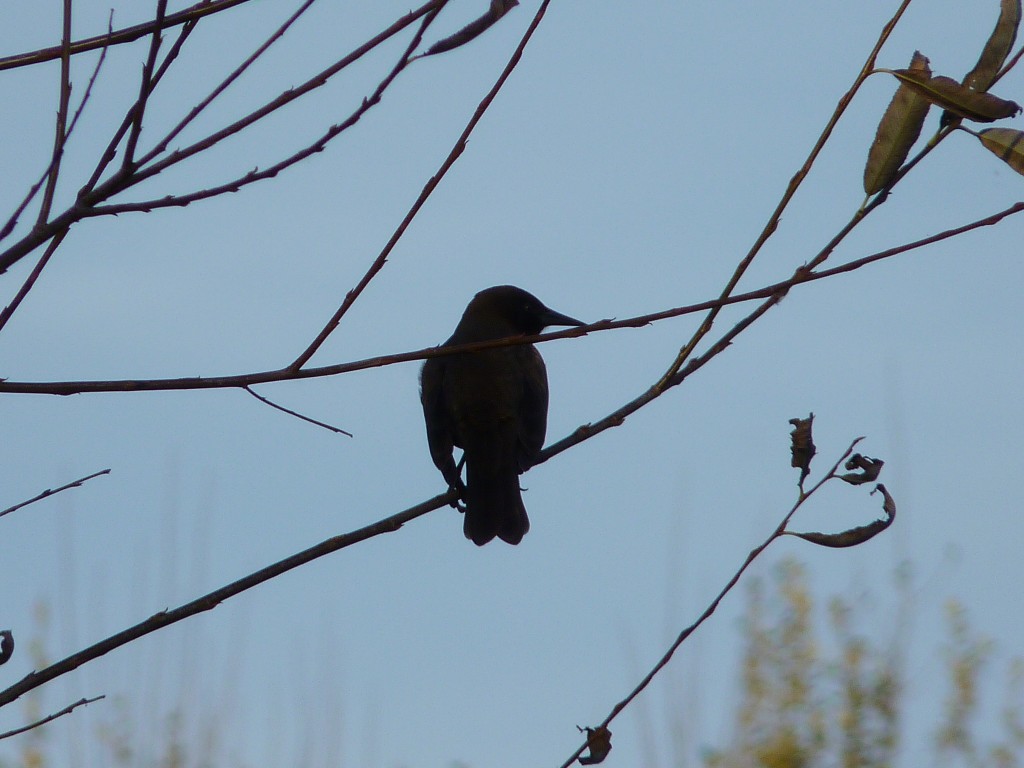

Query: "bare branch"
(0, 229), (69, 335)
(122, 0), (168, 167)
(0, 13), (111, 245)
(107, 0), (446, 199)
(655, 0), (915, 387)
(36, 0), (75, 228)
(290, 0), (554, 370)
(0, 0), (446, 275)
(2, 199), (1018, 397)
(78, 15), (198, 199)
(244, 386), (353, 437)
(0, 696), (105, 740)
(557, 439), (866, 768)
(0, 0), (255, 71)
(137, 0), (321, 167)
(0, 469), (111, 519)
(78, 4), (438, 217)
(0, 491), (454, 707)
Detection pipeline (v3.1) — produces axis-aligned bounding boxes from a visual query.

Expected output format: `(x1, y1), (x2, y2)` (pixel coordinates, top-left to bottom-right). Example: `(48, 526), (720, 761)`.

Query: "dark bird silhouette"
(420, 285), (584, 545)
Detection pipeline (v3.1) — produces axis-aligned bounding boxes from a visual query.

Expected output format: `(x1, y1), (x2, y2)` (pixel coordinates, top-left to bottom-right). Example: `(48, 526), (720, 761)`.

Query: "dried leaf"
(788, 413), (816, 487)
(419, 0), (519, 58)
(978, 127), (1024, 173)
(964, 0), (1021, 92)
(786, 483), (896, 548)
(578, 725), (613, 765)
(839, 453), (884, 485)
(0, 630), (13, 665)
(865, 52), (932, 194)
(887, 68), (1022, 122)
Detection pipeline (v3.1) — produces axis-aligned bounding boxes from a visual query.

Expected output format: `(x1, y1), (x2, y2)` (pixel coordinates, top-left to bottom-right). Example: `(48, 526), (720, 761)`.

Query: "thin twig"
(0, 469), (111, 519)
(557, 440), (864, 768)
(1, 199), (1019, 397)
(107, 0), (446, 200)
(0, 0), (446, 276)
(654, 0), (915, 389)
(137, 0), (320, 168)
(0, 230), (70, 335)
(0, 0), (253, 71)
(0, 696), (104, 740)
(123, 0), (168, 167)
(0, 490), (456, 707)
(289, 0), (553, 370)
(78, 16), (199, 199)
(0, 12), (111, 244)
(244, 386), (353, 436)
(85, 3), (440, 217)
(36, 0), (75, 228)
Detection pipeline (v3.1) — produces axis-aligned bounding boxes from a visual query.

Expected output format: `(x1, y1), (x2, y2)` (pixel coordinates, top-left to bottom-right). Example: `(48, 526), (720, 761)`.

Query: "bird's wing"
(517, 345), (549, 472)
(420, 357), (461, 488)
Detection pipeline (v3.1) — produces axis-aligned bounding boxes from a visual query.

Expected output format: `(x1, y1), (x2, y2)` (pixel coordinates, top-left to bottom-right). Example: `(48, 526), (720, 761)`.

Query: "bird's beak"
(540, 307), (585, 329)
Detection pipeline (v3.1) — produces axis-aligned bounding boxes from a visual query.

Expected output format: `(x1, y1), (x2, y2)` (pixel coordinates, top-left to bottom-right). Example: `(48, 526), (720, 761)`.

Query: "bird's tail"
(463, 444), (530, 546)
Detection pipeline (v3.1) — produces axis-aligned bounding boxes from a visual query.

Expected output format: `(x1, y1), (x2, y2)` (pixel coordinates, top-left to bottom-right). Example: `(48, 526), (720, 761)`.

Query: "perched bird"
(420, 285), (584, 545)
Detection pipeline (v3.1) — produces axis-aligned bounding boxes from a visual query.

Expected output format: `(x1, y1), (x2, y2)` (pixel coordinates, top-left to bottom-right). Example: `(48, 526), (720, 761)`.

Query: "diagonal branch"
(78, 16), (199, 198)
(654, 0), (915, 389)
(0, 469), (111, 519)
(0, 0), (446, 276)
(289, 0), (550, 370)
(244, 386), (353, 436)
(136, 0), (321, 169)
(0, 490), (455, 708)
(0, 695), (105, 739)
(0, 0), (255, 72)
(122, 0), (169, 167)
(82, 3), (441, 219)
(1, 199), (1018, 397)
(36, 0), (75, 228)
(0, 230), (70, 335)
(557, 440), (865, 768)
(0, 12), (113, 244)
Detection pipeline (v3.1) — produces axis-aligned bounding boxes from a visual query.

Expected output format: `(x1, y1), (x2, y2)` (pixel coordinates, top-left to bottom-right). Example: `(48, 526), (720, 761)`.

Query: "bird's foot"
(447, 479), (467, 512)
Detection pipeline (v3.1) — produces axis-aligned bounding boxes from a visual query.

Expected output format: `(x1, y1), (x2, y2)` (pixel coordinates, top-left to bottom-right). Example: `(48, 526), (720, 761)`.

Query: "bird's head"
(464, 285), (584, 337)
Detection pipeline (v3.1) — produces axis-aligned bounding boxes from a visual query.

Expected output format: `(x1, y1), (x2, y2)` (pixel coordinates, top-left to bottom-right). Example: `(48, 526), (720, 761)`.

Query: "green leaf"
(964, 0), (1021, 93)
(978, 127), (1024, 173)
(864, 51), (932, 194)
(886, 68), (1022, 122)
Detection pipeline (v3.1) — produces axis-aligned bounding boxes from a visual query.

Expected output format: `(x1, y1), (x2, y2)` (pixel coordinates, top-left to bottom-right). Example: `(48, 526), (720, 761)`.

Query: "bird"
(420, 285), (584, 545)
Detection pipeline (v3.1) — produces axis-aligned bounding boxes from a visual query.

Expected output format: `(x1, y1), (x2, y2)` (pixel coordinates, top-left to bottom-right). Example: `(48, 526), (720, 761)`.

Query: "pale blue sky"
(1, 1), (1022, 766)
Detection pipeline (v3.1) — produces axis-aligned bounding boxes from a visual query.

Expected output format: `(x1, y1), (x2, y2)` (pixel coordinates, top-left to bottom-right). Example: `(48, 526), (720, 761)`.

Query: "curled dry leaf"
(786, 483), (896, 548)
(0, 631), (13, 665)
(839, 453), (885, 485)
(789, 413), (816, 487)
(887, 68), (1022, 122)
(977, 127), (1024, 173)
(577, 725), (613, 765)
(865, 51), (932, 195)
(419, 0), (520, 58)
(965, 0), (1022, 92)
